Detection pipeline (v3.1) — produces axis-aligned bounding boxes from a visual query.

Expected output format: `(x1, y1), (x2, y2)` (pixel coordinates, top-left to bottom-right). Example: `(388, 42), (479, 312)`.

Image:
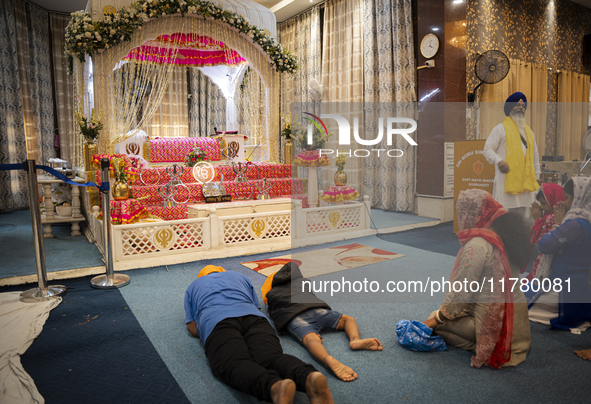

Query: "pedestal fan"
(467, 50), (510, 108)
(308, 78), (322, 102)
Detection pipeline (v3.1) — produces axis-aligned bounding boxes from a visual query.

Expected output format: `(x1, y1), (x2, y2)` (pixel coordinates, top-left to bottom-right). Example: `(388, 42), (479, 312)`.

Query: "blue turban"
(504, 92), (527, 116)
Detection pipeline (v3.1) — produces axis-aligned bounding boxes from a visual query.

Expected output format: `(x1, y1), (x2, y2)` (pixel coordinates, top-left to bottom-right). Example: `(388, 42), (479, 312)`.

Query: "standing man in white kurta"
(483, 92), (540, 227)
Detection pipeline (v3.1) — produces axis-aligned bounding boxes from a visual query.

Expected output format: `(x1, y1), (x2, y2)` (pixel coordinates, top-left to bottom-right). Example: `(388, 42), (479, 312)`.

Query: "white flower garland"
(65, 0), (298, 75)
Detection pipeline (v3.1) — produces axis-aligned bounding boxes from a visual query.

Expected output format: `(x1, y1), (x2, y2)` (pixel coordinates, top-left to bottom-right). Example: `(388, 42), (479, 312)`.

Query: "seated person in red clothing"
(262, 262), (382, 382)
(525, 183), (565, 281)
(185, 265), (334, 404)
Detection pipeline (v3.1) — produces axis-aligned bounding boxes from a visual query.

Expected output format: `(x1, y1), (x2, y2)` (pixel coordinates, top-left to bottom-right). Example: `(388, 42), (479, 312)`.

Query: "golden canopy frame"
(82, 15), (279, 162)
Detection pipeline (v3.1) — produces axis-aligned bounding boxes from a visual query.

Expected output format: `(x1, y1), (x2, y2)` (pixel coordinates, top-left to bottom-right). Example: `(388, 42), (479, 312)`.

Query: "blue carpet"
(0, 276), (190, 404)
(2, 225), (590, 403)
(377, 222), (460, 256)
(370, 208), (439, 229)
(117, 234), (591, 403)
(0, 209), (104, 279)
(377, 222), (537, 273)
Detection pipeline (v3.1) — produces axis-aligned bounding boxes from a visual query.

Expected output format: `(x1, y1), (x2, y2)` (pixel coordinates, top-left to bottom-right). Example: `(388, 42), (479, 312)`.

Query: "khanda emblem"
(192, 161), (215, 184)
(473, 160), (484, 176)
(328, 211), (341, 228)
(103, 5), (116, 15)
(153, 228), (176, 250)
(126, 142), (140, 156)
(250, 219), (267, 238)
(228, 141), (239, 156)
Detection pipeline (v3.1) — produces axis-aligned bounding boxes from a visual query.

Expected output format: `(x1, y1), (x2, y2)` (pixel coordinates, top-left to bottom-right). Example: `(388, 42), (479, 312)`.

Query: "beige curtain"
(322, 0), (364, 103)
(278, 6), (322, 114)
(530, 63), (548, 156)
(479, 58), (547, 155)
(278, 6), (322, 164)
(50, 14), (75, 161)
(557, 71), (591, 160)
(362, 0), (417, 211)
(278, 6), (321, 167)
(320, 0), (364, 192)
(236, 68), (266, 146)
(146, 67), (189, 138)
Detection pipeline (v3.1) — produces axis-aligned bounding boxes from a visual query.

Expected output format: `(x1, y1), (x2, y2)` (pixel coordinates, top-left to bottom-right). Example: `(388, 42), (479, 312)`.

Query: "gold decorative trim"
(145, 139), (151, 161)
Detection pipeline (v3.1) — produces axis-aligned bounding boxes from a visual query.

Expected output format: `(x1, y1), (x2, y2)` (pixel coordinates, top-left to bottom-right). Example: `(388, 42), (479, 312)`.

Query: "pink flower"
(89, 123), (95, 129)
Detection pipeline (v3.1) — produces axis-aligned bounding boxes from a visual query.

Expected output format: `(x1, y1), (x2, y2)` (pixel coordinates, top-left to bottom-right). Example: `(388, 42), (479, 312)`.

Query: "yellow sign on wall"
(453, 140), (496, 232)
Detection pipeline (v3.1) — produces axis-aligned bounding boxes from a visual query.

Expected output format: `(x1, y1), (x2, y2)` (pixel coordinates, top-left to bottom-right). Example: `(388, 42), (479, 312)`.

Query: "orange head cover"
(198, 265), (226, 278)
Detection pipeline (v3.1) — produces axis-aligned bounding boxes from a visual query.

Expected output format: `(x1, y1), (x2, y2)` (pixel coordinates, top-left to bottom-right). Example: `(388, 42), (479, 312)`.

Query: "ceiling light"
(432, 27), (440, 31)
(270, 0), (295, 12)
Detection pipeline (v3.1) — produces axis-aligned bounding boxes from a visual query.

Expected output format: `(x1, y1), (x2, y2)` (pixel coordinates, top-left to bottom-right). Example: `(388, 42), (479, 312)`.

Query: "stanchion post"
(20, 159), (66, 303)
(91, 159), (130, 289)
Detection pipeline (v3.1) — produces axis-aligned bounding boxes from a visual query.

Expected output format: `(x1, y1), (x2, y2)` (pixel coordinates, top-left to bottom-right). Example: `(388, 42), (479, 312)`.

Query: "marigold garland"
(65, 0), (298, 75)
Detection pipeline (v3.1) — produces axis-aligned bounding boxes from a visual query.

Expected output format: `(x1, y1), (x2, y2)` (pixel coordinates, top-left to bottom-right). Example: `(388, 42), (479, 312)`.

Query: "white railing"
(87, 195), (372, 270)
(291, 196), (371, 239)
(112, 217), (209, 260)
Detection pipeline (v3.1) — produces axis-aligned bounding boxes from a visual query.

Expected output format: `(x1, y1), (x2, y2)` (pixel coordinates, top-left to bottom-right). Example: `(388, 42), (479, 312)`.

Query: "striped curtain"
(189, 68), (226, 137)
(0, 0), (56, 211)
(362, 0), (417, 211)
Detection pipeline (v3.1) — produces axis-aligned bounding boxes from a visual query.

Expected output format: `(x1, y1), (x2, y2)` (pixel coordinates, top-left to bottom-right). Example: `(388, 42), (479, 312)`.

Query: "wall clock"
(420, 33), (440, 59)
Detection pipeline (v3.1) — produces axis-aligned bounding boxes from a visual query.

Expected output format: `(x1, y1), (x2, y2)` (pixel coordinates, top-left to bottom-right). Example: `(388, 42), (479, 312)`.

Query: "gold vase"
(334, 169), (347, 186)
(83, 140), (97, 171)
(284, 139), (292, 164)
(112, 180), (130, 201)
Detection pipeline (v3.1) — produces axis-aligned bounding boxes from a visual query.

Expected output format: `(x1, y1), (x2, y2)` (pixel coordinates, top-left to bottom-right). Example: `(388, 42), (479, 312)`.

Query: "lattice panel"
(120, 222), (204, 256)
(338, 207), (361, 229)
(223, 214), (291, 244)
(261, 214), (290, 239)
(305, 211), (330, 233)
(306, 206), (361, 234)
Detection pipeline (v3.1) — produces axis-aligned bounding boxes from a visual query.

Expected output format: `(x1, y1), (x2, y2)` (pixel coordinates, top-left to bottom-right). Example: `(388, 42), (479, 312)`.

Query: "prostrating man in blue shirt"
(185, 265), (334, 404)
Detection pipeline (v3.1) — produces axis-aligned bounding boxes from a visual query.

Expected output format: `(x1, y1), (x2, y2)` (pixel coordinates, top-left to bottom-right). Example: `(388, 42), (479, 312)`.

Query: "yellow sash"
(503, 116), (538, 194)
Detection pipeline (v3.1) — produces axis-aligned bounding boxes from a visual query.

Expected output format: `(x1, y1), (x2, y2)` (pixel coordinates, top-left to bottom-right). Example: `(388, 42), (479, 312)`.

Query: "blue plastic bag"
(396, 319), (447, 352)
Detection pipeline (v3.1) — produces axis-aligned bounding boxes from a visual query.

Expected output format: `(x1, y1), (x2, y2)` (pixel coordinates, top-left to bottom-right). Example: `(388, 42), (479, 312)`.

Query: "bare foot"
(575, 349), (591, 361)
(324, 355), (358, 382)
(305, 371), (335, 404)
(270, 379), (296, 404)
(349, 337), (383, 351)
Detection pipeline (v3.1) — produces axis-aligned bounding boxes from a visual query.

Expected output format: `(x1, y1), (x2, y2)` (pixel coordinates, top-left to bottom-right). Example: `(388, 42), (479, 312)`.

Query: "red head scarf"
(530, 183), (565, 243)
(451, 189), (513, 369)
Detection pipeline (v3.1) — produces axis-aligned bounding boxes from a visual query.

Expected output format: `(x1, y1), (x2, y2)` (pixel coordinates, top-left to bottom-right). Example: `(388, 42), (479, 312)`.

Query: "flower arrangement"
(65, 0), (298, 75)
(335, 154), (347, 171)
(186, 146), (208, 167)
(280, 112), (292, 140)
(111, 157), (129, 183)
(290, 117), (332, 150)
(74, 107), (103, 142)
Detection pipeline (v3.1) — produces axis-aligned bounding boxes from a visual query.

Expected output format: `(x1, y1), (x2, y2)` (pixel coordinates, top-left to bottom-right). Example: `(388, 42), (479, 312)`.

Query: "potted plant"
(280, 113), (293, 164)
(74, 107), (103, 171)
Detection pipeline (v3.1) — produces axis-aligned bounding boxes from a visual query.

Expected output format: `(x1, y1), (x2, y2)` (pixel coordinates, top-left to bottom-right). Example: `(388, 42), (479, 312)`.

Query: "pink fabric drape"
(124, 33), (246, 67)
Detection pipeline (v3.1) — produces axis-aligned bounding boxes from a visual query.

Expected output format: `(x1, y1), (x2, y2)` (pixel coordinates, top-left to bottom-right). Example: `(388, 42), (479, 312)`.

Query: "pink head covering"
(456, 189), (506, 231)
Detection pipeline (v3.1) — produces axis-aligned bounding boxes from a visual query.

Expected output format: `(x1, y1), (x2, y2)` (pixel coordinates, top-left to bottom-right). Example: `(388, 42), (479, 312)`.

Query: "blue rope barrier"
(0, 163), (109, 192)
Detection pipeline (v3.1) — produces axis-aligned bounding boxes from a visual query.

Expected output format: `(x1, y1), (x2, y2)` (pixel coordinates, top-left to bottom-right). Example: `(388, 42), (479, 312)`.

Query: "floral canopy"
(71, 0), (284, 163)
(66, 0), (297, 74)
(123, 33), (246, 66)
